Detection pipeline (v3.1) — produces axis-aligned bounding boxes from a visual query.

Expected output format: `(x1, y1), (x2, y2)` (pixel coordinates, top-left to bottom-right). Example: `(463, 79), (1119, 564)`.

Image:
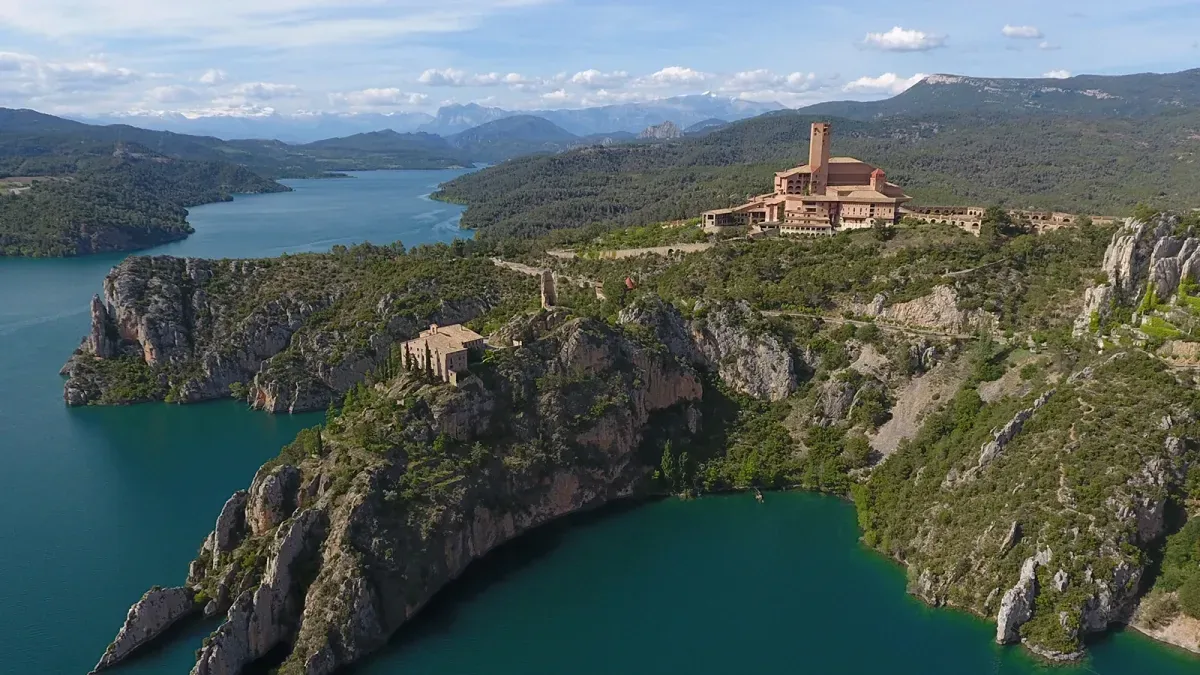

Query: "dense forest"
(434, 110), (1200, 239)
(0, 152), (287, 257)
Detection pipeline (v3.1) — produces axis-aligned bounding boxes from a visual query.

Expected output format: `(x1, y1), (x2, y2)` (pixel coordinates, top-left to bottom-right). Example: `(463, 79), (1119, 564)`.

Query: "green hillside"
(434, 109), (1200, 239)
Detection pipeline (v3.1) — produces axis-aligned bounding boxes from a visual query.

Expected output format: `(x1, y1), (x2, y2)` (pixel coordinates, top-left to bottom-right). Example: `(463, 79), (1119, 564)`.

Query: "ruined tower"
(539, 269), (557, 309)
(808, 122), (831, 195)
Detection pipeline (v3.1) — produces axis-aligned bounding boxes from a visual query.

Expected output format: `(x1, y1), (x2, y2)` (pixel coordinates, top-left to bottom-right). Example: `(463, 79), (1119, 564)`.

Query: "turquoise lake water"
(0, 170), (1196, 674)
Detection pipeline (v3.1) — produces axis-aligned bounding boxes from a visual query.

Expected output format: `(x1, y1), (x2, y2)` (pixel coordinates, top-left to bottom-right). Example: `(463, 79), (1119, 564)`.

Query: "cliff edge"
(97, 314), (703, 673)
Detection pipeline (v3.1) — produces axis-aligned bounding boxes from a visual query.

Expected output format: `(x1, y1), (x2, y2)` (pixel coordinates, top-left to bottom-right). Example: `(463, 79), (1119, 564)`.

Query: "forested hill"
(0, 108), (472, 177)
(433, 109), (1200, 239)
(0, 150), (288, 257)
(800, 68), (1200, 120)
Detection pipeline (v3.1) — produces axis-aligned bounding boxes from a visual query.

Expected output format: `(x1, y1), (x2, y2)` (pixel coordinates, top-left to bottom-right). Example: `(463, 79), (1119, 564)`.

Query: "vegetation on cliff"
(85, 213), (1200, 667)
(179, 312), (703, 674)
(62, 242), (538, 409)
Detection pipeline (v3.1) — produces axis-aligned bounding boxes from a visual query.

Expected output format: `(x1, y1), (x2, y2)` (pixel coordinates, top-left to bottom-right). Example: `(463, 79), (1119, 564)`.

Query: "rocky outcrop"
(61, 254), (522, 412)
(91, 586), (197, 673)
(211, 491), (250, 558)
(1072, 284), (1113, 337)
(943, 390), (1054, 488)
(98, 315), (704, 674)
(193, 509), (328, 675)
(637, 120), (682, 140)
(996, 549), (1051, 644)
(1076, 215), (1199, 335)
(691, 302), (796, 401)
(857, 286), (994, 334)
(619, 298), (797, 401)
(247, 465), (302, 536)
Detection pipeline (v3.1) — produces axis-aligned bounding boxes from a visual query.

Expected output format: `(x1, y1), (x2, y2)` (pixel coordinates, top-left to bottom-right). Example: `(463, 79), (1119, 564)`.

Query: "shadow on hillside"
(343, 498), (651, 672)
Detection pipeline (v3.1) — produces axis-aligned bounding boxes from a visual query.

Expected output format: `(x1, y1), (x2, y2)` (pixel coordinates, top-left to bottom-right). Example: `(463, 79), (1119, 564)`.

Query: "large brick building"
(703, 122), (912, 236)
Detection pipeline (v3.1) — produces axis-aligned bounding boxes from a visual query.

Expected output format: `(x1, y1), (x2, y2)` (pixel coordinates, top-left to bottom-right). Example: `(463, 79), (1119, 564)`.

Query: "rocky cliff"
(1075, 214), (1198, 337)
(860, 350), (1200, 659)
(96, 314), (704, 674)
(61, 248), (535, 411)
(617, 297), (798, 401)
(856, 285), (996, 334)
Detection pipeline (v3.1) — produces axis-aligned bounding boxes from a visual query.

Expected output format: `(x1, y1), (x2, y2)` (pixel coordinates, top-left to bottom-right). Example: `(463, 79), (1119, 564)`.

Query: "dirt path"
(490, 258), (597, 288)
(547, 242), (714, 260)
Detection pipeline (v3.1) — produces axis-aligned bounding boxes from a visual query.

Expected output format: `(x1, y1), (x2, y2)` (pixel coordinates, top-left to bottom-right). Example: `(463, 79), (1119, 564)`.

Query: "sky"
(0, 0), (1197, 117)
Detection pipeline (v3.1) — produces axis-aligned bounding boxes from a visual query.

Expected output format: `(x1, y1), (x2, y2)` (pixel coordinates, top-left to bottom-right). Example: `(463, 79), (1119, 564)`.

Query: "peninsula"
(73, 209), (1200, 671)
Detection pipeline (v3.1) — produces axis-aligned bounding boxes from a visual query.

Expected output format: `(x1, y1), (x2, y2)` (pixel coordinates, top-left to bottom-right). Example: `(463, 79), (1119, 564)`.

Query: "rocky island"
(75, 216), (1200, 671)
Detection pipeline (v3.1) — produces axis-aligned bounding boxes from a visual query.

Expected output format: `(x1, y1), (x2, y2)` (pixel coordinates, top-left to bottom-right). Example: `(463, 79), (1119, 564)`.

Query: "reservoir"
(0, 170), (1195, 674)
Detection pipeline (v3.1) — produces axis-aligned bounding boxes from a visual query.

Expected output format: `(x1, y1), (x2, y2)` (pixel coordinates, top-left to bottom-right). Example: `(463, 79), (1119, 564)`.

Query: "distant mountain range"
(73, 94), (783, 142)
(799, 68), (1200, 119)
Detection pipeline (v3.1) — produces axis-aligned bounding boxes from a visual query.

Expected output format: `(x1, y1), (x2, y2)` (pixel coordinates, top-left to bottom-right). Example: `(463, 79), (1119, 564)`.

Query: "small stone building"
(401, 323), (485, 385)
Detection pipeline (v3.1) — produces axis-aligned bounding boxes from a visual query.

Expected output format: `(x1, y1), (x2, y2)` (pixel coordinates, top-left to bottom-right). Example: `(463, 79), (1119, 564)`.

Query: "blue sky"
(0, 0), (1197, 116)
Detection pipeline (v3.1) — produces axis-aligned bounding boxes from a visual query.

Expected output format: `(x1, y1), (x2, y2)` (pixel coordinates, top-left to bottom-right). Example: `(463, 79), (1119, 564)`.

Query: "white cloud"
(1043, 69), (1071, 79)
(43, 60), (139, 90)
(146, 84), (204, 103)
(1038, 41), (1060, 51)
(723, 70), (819, 93)
(862, 27), (945, 52)
(1002, 24), (1044, 39)
(843, 72), (927, 95)
(569, 69), (630, 89)
(0, 0), (557, 50)
(230, 82), (303, 100)
(637, 66), (712, 87)
(0, 51), (140, 96)
(329, 87), (428, 108)
(418, 68), (468, 86)
(418, 68), (543, 88)
(198, 69), (227, 85)
(540, 89), (571, 103)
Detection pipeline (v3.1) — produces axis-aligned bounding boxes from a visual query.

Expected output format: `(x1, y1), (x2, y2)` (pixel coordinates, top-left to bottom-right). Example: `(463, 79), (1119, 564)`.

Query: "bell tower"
(809, 122), (831, 194)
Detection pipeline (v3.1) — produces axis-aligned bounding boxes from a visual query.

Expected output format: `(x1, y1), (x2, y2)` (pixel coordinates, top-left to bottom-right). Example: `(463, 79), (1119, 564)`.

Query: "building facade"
(901, 206), (1118, 236)
(401, 323), (485, 385)
(703, 122), (912, 236)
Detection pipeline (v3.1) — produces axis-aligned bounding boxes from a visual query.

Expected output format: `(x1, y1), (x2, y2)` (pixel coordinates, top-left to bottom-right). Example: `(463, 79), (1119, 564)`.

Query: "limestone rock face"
(211, 490), (250, 558)
(91, 586), (197, 673)
(637, 120), (682, 140)
(996, 549), (1051, 644)
(619, 297), (797, 401)
(193, 509), (328, 675)
(61, 255), (499, 411)
(617, 299), (702, 365)
(85, 295), (119, 358)
(1085, 215), (1197, 322)
(817, 377), (858, 423)
(858, 286), (994, 334)
(247, 465), (301, 536)
(690, 302), (797, 401)
(1072, 284), (1113, 337)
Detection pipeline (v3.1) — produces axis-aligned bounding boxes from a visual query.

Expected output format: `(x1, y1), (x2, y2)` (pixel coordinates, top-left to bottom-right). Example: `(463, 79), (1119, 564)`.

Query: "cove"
(0, 170), (1196, 675)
